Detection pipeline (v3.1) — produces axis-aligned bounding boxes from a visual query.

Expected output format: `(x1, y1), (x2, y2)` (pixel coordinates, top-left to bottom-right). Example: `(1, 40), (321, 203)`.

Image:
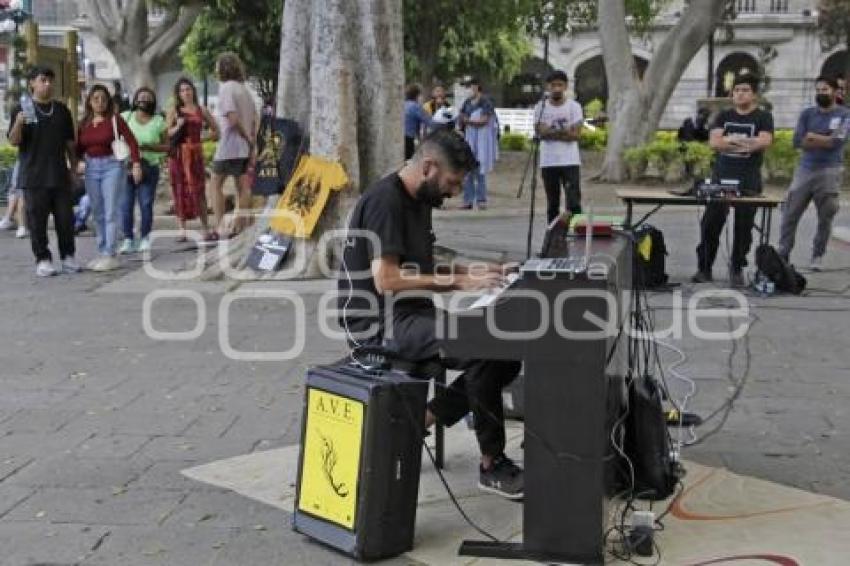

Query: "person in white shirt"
(534, 70), (583, 223)
(208, 52), (259, 238)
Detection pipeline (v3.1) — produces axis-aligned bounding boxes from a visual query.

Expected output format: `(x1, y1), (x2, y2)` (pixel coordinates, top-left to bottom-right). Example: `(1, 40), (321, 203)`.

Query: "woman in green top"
(119, 87), (168, 253)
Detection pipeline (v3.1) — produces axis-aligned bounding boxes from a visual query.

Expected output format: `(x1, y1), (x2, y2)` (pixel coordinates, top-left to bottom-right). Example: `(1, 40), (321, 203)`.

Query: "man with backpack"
(692, 75), (774, 287)
(776, 76), (850, 271)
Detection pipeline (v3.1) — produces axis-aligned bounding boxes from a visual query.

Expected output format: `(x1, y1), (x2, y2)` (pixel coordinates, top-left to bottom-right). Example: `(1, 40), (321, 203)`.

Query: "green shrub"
(579, 126), (607, 151)
(499, 132), (530, 152)
(764, 130), (799, 181)
(682, 142), (714, 178)
(0, 145), (18, 169)
(202, 140), (217, 165)
(653, 130), (678, 143)
(584, 98), (604, 120)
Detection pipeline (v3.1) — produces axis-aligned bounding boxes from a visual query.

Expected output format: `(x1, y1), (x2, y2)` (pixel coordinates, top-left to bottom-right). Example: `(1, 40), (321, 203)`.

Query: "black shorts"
(212, 158), (250, 177)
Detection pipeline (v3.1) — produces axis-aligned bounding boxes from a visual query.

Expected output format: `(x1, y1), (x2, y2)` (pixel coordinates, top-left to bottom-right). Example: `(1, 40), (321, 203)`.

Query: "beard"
(415, 179), (446, 208)
(550, 92), (564, 102)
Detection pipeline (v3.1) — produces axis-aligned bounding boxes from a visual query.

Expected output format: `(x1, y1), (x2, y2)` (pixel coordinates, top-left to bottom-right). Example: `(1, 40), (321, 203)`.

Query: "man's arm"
(7, 112), (26, 146)
(372, 255), (502, 294)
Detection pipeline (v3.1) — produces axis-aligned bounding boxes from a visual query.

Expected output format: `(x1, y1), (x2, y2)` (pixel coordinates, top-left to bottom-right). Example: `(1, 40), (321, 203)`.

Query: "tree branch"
(143, 4), (180, 53)
(84, 0), (120, 47)
(143, 1), (204, 65)
(644, 0), (725, 125)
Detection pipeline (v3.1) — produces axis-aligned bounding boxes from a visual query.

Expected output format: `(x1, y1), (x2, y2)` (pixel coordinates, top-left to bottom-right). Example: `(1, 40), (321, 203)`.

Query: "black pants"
(404, 136), (416, 160)
(25, 185), (76, 263)
(542, 165), (582, 223)
(695, 202), (757, 273)
(381, 308), (521, 458)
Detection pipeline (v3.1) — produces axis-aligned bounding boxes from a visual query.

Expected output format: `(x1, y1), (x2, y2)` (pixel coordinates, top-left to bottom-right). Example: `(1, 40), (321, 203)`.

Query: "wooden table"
(616, 188), (784, 247)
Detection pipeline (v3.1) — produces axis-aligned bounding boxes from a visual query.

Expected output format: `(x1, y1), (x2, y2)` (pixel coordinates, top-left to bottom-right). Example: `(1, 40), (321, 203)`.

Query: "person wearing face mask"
(534, 70), (584, 223)
(119, 87), (169, 254)
(777, 75), (850, 271)
(458, 78), (498, 209)
(338, 130), (524, 500)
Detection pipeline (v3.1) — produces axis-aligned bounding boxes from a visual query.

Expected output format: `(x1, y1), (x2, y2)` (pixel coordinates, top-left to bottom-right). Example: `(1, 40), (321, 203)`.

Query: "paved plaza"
(1, 152), (849, 564)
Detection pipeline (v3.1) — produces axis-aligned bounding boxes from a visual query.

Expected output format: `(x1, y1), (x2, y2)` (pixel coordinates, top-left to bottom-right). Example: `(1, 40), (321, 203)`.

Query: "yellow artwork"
(269, 155), (349, 237)
(297, 388), (364, 531)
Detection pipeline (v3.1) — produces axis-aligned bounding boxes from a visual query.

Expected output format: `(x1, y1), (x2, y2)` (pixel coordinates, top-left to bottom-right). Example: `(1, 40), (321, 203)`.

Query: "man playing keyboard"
(338, 130), (524, 500)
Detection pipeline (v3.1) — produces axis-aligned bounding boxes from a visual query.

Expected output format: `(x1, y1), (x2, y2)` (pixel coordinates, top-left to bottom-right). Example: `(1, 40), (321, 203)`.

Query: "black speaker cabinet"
(293, 364), (428, 561)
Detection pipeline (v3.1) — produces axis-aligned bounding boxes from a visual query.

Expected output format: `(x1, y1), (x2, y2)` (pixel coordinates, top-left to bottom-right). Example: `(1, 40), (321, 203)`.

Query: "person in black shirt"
(338, 130), (524, 499)
(8, 66), (80, 277)
(692, 75), (774, 287)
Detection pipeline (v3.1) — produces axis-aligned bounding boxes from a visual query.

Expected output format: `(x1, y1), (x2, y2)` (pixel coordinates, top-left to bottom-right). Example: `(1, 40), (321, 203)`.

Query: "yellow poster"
(269, 155), (349, 238)
(298, 388), (364, 530)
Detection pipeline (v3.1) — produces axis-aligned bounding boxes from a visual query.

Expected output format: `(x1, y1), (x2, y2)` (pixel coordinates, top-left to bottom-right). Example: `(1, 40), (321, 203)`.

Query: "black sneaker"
(691, 270), (712, 283)
(479, 454), (523, 500)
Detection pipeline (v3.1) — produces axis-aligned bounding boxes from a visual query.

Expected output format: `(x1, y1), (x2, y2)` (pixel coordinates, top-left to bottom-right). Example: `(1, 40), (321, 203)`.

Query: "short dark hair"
(731, 74), (760, 93)
(546, 70), (568, 83)
(416, 130), (478, 173)
(27, 65), (55, 81)
(463, 76), (481, 87)
(815, 75), (839, 90)
(405, 83), (421, 101)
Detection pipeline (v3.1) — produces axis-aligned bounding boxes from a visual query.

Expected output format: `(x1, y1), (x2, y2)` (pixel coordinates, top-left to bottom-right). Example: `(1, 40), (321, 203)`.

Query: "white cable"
(651, 339), (698, 456)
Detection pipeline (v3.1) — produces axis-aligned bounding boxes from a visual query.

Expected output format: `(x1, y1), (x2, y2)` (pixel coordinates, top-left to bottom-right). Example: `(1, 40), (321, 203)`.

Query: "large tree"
(180, 0), (283, 100)
(597, 0), (728, 181)
(275, 0), (403, 277)
(818, 0), (850, 82)
(84, 0), (203, 93)
(403, 0), (537, 87)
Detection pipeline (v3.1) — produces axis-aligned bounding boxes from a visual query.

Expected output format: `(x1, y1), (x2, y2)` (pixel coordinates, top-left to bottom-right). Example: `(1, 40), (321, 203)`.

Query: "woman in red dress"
(166, 78), (219, 241)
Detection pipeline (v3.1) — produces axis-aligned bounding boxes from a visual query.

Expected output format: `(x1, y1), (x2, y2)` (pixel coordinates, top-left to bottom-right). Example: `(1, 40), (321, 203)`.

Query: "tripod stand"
(516, 92), (548, 260)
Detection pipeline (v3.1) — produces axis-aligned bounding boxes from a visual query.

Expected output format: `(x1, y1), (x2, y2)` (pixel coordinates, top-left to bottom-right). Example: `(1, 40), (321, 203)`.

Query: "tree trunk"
(84, 0), (202, 93)
(273, 0), (403, 279)
(597, 0), (726, 182)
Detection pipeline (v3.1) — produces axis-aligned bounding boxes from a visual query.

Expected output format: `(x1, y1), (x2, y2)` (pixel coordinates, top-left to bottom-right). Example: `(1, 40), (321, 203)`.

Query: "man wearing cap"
(8, 66), (79, 277)
(535, 70), (584, 223)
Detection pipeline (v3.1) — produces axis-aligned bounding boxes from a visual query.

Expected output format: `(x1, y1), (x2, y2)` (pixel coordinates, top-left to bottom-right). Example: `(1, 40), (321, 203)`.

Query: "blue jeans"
(75, 194), (91, 230)
(85, 156), (125, 256)
(122, 161), (159, 240)
(463, 169), (487, 205)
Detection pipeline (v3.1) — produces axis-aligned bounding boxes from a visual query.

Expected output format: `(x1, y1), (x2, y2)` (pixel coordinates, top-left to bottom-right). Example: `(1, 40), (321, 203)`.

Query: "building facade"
(546, 0), (846, 129)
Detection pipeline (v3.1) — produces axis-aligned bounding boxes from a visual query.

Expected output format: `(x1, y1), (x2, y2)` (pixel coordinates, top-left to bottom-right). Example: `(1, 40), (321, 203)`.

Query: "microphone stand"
(523, 90), (548, 260)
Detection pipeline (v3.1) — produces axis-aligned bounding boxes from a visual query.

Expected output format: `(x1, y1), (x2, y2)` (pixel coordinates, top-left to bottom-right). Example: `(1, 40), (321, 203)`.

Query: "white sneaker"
(810, 256), (824, 272)
(0, 217), (15, 230)
(61, 257), (82, 273)
(35, 260), (57, 277)
(86, 257), (103, 271)
(118, 238), (136, 254)
(137, 237), (151, 253)
(15, 226), (28, 238)
(91, 255), (120, 272)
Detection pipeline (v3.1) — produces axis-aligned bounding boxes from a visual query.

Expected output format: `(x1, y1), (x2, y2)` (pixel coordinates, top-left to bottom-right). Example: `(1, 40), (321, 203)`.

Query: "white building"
(544, 0), (845, 129)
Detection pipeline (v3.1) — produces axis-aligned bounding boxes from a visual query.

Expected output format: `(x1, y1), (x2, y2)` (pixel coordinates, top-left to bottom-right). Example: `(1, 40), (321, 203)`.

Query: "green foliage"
(763, 130), (799, 182)
(499, 132), (530, 152)
(404, 0), (533, 84)
(579, 127), (607, 151)
(181, 0), (283, 98)
(0, 145), (18, 169)
(622, 139), (711, 179)
(202, 141), (217, 165)
(583, 98), (604, 120)
(817, 0), (850, 55)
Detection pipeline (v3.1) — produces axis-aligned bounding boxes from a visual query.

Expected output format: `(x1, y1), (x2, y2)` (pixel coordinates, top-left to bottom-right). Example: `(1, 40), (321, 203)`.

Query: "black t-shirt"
(338, 172), (436, 336)
(711, 108), (774, 194)
(10, 100), (75, 190)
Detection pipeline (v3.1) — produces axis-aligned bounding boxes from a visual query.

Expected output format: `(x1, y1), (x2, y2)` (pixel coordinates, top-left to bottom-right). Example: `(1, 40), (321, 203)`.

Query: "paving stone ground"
(1, 151), (849, 565)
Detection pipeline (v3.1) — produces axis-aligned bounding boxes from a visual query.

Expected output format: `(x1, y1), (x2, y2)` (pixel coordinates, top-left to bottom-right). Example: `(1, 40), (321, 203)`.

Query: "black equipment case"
(292, 363), (428, 561)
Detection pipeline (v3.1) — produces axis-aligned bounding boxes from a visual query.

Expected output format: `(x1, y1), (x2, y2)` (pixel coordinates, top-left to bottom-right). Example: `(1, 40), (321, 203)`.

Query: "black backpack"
(633, 225), (669, 289)
(755, 244), (806, 295)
